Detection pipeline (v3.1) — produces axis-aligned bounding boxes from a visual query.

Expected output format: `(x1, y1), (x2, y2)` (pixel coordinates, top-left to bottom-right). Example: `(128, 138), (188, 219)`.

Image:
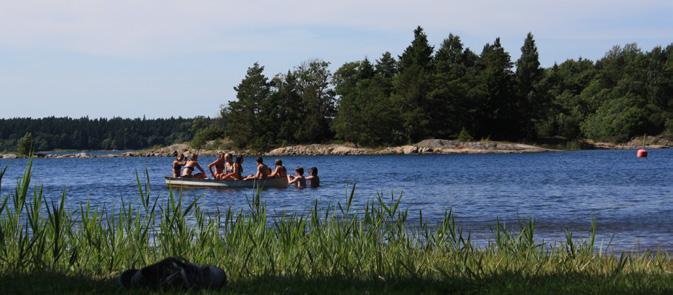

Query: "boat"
(164, 177), (289, 189)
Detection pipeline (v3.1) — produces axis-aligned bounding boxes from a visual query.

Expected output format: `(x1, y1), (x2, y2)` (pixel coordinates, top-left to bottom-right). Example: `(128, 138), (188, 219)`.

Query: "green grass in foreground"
(1, 161), (673, 294)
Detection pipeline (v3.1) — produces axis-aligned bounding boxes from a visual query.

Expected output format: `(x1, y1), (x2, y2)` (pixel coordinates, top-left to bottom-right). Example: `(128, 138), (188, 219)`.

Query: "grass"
(1, 161), (673, 294)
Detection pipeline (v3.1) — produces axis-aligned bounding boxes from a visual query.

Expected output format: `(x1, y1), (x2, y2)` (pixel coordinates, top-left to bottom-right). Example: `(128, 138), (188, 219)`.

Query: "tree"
(333, 61), (365, 143)
(333, 58), (400, 146)
(276, 71), (305, 145)
(224, 63), (271, 149)
(429, 34), (473, 138)
(515, 33), (545, 139)
(392, 26), (435, 143)
(293, 60), (336, 143)
(472, 38), (517, 139)
(17, 132), (32, 156)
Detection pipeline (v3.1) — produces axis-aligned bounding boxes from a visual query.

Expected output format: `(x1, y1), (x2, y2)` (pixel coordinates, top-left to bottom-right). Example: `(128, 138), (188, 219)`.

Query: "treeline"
(220, 26), (673, 149)
(0, 117), (198, 151)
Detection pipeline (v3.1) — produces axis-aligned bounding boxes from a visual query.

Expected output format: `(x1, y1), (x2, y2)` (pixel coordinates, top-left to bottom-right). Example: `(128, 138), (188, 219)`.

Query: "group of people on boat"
(171, 152), (319, 188)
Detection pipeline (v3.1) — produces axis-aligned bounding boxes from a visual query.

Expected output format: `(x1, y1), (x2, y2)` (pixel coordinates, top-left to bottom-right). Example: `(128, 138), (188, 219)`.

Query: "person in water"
(220, 156), (244, 180)
(244, 157), (271, 180)
(268, 159), (287, 178)
(172, 152), (186, 178)
(287, 166), (306, 189)
(306, 166), (320, 188)
(182, 154), (207, 179)
(207, 152), (227, 179)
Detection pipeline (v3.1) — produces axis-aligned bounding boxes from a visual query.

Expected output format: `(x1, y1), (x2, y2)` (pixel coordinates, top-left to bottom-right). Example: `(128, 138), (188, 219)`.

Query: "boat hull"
(164, 177), (289, 189)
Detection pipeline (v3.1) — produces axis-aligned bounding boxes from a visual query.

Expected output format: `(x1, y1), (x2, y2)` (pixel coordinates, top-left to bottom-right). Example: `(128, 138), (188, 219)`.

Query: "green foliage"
(428, 34), (474, 139)
(515, 33), (545, 139)
(392, 26), (435, 143)
(191, 125), (225, 149)
(0, 117), (196, 150)
(222, 60), (335, 150)
(16, 132), (32, 156)
(223, 63), (271, 150)
(293, 60), (336, 143)
(216, 27), (673, 149)
(471, 38), (518, 140)
(581, 97), (650, 142)
(457, 128), (473, 142)
(333, 58), (401, 146)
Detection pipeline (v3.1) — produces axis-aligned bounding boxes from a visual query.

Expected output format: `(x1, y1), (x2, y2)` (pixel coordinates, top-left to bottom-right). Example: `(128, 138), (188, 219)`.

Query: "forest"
(3, 27), (673, 152)
(0, 117), (197, 151)
(222, 27), (673, 150)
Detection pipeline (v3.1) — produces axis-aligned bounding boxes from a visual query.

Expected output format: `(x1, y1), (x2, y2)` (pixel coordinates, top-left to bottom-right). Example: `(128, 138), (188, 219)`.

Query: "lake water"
(1, 150), (672, 251)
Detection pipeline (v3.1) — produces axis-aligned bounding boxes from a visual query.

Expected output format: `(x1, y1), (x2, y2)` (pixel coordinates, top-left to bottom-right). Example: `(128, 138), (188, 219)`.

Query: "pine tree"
(393, 26), (434, 143)
(333, 61), (368, 143)
(294, 60), (335, 143)
(429, 34), (471, 138)
(224, 63), (271, 149)
(269, 71), (303, 145)
(474, 38), (516, 139)
(515, 33), (544, 138)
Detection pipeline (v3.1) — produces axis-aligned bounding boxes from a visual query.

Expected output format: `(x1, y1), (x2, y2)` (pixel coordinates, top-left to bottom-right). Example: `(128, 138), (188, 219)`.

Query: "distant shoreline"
(2, 137), (671, 159)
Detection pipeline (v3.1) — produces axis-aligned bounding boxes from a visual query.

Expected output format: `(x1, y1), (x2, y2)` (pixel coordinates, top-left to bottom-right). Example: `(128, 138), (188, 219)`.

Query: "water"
(1, 150), (672, 251)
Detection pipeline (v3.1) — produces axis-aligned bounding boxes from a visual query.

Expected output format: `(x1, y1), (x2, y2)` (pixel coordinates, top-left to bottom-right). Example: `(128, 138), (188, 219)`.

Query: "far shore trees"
(0, 117), (194, 152)
(217, 28), (673, 149)
(5, 27), (672, 151)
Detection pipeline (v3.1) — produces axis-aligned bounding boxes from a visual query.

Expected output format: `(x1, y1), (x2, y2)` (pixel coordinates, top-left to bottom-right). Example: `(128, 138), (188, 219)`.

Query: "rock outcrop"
(588, 136), (673, 150)
(265, 139), (550, 156)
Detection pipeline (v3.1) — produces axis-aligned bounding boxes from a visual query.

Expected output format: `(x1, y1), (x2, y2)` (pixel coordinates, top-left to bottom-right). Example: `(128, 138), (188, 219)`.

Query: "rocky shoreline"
(0, 139), (551, 159)
(265, 139), (551, 156)
(1, 136), (671, 159)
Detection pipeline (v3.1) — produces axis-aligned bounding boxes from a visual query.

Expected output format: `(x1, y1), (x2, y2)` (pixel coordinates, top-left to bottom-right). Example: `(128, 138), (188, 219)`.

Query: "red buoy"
(637, 149), (648, 158)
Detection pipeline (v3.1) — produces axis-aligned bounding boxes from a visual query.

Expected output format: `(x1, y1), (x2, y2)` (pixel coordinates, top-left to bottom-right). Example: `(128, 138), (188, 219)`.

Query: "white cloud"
(0, 0), (670, 57)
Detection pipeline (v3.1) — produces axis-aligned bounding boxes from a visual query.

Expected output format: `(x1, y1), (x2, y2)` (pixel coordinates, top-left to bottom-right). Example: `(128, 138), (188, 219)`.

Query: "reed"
(0, 161), (672, 294)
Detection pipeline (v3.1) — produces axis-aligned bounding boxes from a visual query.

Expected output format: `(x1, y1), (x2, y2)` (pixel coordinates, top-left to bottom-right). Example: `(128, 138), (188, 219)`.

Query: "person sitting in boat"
(220, 156), (244, 180)
(306, 166), (320, 188)
(287, 166), (306, 189)
(181, 154), (207, 179)
(268, 159), (287, 178)
(223, 153), (234, 173)
(172, 152), (186, 178)
(244, 157), (271, 180)
(208, 152), (228, 179)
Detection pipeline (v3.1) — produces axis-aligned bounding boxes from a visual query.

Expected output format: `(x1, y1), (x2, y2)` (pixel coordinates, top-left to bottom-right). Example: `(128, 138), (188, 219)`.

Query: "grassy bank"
(1, 162), (673, 294)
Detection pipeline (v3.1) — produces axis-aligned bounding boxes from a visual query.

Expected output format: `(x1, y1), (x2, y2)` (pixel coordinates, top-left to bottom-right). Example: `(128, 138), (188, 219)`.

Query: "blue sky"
(1, 0), (672, 118)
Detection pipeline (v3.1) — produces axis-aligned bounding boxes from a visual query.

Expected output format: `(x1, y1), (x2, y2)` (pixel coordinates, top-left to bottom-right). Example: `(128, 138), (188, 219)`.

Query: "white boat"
(164, 177), (289, 189)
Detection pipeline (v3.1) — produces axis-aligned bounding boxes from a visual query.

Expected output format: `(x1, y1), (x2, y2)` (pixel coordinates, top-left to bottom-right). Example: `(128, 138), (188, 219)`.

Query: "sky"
(1, 0), (672, 119)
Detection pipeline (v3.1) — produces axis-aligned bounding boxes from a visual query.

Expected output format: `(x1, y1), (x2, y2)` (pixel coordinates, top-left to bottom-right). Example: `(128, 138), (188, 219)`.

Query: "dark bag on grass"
(118, 256), (226, 290)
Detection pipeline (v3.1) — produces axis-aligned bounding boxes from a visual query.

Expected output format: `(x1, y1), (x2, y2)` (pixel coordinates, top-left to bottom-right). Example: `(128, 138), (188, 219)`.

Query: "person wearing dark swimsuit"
(306, 166), (320, 188)
(182, 154), (207, 179)
(172, 153), (186, 178)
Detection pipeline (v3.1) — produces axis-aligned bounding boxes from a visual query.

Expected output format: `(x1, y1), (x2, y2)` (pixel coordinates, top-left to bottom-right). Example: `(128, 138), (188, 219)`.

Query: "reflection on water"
(1, 150), (673, 251)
